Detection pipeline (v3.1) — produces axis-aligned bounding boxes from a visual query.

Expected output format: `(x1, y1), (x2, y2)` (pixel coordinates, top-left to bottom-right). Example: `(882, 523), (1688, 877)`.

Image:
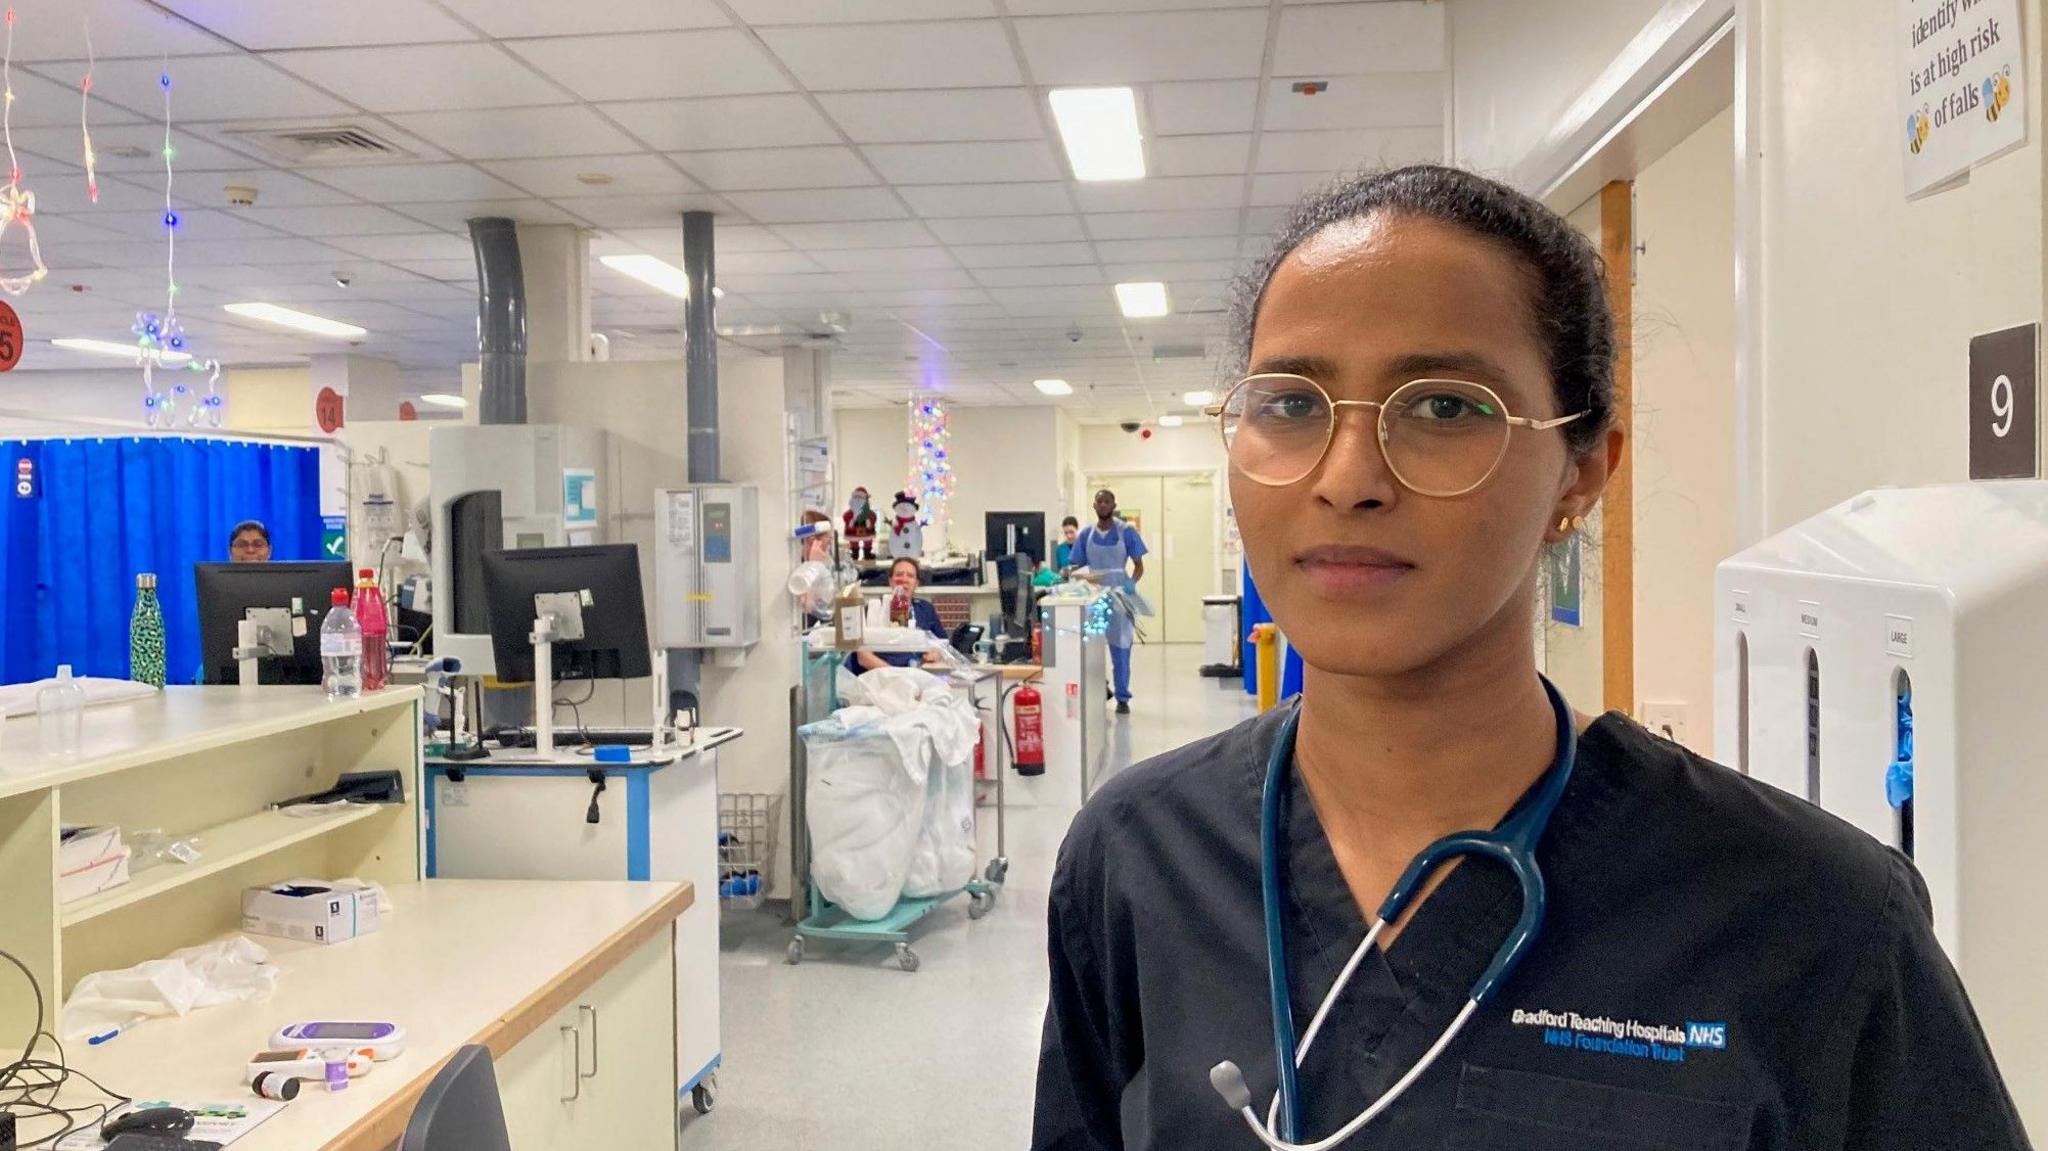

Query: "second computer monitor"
(480, 544), (652, 684)
(195, 561), (353, 685)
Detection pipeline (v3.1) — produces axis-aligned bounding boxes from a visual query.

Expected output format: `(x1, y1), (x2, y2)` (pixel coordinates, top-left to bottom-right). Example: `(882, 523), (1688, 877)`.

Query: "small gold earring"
(1558, 514), (1586, 534)
(1557, 515), (1572, 534)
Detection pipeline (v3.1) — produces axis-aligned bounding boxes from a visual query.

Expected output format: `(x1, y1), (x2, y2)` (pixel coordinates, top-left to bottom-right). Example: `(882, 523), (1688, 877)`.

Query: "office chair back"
(398, 1045), (513, 1151)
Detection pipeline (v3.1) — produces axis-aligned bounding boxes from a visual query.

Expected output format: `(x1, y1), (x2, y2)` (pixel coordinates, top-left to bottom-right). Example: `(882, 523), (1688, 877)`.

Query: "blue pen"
(86, 1026), (121, 1045)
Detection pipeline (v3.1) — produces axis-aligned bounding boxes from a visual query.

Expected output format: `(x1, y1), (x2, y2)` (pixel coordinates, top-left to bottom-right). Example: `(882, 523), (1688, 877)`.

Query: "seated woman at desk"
(848, 558), (947, 674)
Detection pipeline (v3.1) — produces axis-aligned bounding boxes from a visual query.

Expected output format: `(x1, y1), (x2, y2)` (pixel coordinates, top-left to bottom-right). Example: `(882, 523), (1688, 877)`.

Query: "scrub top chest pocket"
(1446, 1065), (1752, 1151)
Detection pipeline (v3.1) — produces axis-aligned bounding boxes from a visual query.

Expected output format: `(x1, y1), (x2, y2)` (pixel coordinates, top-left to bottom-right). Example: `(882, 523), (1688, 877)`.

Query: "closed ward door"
(1084, 473), (1216, 644)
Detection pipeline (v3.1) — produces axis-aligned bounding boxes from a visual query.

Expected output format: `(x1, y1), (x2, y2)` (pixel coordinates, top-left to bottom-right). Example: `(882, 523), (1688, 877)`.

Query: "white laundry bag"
(842, 669), (981, 897)
(802, 707), (931, 921)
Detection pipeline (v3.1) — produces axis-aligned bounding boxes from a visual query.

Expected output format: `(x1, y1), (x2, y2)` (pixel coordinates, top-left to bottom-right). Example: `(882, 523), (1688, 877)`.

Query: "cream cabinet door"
(495, 997), (584, 1148)
(573, 929), (680, 1149)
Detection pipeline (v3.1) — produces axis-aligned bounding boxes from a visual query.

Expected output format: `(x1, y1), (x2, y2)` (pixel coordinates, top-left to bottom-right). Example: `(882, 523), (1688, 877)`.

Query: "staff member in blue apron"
(1032, 165), (2028, 1150)
(1077, 490), (1147, 714)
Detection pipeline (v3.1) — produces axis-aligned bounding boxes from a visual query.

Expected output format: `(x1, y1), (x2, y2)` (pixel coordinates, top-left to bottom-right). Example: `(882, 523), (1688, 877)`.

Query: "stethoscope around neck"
(1208, 676), (1580, 1151)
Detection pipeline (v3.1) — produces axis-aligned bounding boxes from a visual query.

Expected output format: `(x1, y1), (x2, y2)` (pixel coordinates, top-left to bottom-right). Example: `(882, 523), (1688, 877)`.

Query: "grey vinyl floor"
(686, 643), (1258, 1150)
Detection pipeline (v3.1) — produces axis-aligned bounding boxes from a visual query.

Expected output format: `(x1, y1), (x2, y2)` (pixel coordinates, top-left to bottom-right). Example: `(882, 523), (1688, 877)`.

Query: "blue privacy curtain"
(0, 437), (322, 685)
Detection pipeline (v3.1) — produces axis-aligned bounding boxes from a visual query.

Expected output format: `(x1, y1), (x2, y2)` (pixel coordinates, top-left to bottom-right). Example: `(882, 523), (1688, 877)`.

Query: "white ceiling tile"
(235, 204), (438, 236)
(545, 194), (731, 228)
(971, 264), (1105, 287)
(1017, 11), (1267, 85)
(24, 173), (160, 216)
(1007, 0), (1256, 9)
(714, 250), (829, 275)
(601, 95), (837, 151)
(1152, 133), (1251, 177)
(9, 70), (144, 131)
(730, 0), (993, 21)
(387, 198), (587, 229)
(759, 22), (1020, 91)
(1274, 2), (1445, 76)
(8, 0), (227, 61)
(604, 224), (791, 254)
(950, 242), (1095, 268)
(1248, 171), (1335, 207)
(19, 125), (257, 175)
(1242, 205), (1288, 235)
(1263, 73), (1443, 131)
(315, 163), (527, 202)
(720, 188), (908, 223)
(53, 239), (166, 268)
(925, 215), (1085, 245)
(673, 146), (876, 192)
(1255, 128), (1441, 173)
(326, 233), (477, 261)
(19, 214), (124, 244)
(1085, 210), (1240, 240)
(1146, 80), (1259, 136)
(712, 272), (849, 294)
(861, 141), (1061, 185)
(810, 248), (957, 273)
(1094, 236), (1240, 263)
(157, 0), (475, 49)
(436, 0), (728, 36)
(78, 206), (289, 244)
(836, 269), (980, 291)
(1104, 259), (1240, 282)
(482, 155), (700, 199)
(898, 182), (1070, 217)
(987, 284), (1116, 311)
(390, 257), (483, 280)
(388, 106), (640, 159)
(86, 54), (350, 121)
(838, 288), (992, 308)
(769, 221), (936, 250)
(270, 43), (567, 111)
(509, 31), (789, 101)
(165, 168), (359, 206)
(1073, 175), (1242, 213)
(817, 89), (1041, 144)
(177, 236), (357, 265)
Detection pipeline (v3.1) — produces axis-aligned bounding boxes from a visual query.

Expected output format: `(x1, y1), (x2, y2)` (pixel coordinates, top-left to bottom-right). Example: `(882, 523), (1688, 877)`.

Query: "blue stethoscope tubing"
(1212, 676), (1580, 1150)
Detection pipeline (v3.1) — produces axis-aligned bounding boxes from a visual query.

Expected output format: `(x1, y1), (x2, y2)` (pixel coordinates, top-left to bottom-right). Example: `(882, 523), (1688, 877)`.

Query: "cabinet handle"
(578, 1005), (599, 1079)
(560, 1026), (581, 1101)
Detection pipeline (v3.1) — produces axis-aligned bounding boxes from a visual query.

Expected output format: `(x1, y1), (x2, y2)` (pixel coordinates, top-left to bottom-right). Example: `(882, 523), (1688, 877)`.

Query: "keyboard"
(493, 726), (656, 748)
(105, 1136), (224, 1151)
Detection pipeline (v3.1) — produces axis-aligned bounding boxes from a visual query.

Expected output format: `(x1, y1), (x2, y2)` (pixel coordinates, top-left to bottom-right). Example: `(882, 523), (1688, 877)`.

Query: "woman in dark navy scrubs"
(1031, 166), (2031, 1150)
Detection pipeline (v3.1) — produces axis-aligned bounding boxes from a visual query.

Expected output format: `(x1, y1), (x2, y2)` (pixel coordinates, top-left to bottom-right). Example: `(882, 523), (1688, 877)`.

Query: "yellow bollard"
(1251, 623), (1280, 713)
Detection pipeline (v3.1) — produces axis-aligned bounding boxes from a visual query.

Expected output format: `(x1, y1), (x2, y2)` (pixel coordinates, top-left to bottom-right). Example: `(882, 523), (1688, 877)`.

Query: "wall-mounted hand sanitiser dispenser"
(654, 485), (760, 649)
(1715, 481), (2047, 1127)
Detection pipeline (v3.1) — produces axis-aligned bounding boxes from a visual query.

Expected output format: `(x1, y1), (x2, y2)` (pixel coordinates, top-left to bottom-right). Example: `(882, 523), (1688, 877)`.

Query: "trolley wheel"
(984, 857), (1009, 885)
(968, 890), (993, 920)
(691, 1079), (717, 1115)
(785, 937), (804, 966)
(896, 943), (921, 972)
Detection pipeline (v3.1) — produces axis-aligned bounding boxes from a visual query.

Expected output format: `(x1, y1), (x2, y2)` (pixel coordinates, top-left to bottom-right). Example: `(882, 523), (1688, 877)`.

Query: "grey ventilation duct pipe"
(468, 217), (527, 425)
(683, 210), (718, 482)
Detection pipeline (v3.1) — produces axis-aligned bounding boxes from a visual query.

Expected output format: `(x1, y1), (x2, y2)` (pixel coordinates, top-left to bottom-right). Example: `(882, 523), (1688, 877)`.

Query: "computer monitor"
(195, 561), (353, 685)
(995, 553), (1036, 631)
(984, 512), (1045, 567)
(479, 544), (652, 684)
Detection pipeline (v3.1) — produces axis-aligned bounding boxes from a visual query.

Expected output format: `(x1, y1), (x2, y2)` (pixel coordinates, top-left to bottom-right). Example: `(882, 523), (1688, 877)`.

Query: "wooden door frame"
(1599, 179), (1636, 716)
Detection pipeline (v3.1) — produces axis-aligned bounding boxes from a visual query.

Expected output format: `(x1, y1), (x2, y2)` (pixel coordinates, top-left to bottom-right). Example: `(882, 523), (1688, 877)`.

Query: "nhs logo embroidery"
(1686, 1022), (1728, 1050)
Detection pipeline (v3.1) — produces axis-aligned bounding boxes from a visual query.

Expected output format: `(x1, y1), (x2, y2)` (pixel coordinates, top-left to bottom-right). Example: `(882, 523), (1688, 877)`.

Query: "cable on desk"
(0, 947), (130, 1149)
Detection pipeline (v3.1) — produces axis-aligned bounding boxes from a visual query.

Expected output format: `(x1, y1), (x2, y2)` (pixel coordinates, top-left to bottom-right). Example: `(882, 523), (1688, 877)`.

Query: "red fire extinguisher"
(1012, 684), (1045, 776)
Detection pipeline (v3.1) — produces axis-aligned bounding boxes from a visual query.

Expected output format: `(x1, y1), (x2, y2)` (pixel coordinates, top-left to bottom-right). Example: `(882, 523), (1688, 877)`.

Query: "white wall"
(1633, 106), (1736, 745)
(1079, 423), (1224, 474)
(1450, 0), (1730, 191)
(1751, 0), (2044, 533)
(0, 366), (315, 437)
(833, 404), (1069, 555)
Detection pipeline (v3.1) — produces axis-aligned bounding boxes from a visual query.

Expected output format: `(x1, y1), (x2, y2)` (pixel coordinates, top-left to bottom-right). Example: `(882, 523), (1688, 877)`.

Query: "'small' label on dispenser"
(1797, 600), (1822, 639)
(1885, 615), (1915, 658)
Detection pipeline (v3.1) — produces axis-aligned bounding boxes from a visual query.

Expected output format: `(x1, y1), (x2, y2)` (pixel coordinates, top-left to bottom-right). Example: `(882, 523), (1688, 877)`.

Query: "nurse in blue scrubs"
(1077, 489), (1147, 714)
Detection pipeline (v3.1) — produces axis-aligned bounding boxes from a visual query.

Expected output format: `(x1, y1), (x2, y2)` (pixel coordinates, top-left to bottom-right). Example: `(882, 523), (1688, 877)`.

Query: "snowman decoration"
(887, 490), (924, 559)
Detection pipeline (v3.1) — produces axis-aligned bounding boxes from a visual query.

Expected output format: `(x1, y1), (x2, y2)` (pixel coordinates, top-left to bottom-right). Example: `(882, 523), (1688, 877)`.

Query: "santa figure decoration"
(843, 487), (879, 561)
(888, 490), (924, 559)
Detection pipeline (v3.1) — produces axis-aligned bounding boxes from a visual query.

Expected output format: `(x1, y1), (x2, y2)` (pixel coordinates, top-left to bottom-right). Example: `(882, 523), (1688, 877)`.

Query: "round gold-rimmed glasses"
(1208, 374), (1587, 496)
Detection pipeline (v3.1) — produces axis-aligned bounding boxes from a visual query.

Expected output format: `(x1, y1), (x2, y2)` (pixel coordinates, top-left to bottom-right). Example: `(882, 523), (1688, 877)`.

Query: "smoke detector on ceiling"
(224, 184), (258, 207)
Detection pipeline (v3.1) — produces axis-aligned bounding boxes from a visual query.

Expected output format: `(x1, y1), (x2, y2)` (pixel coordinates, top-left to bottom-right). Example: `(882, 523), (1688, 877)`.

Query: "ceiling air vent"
(1151, 343), (1208, 361)
(223, 125), (413, 165)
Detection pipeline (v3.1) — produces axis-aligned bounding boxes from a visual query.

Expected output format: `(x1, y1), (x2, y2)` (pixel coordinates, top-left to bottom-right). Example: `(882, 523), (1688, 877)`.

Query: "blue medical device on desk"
(422, 541), (742, 1120)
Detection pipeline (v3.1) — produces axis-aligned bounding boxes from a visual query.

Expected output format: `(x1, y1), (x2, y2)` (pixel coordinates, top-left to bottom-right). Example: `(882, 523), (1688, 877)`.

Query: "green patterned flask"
(131, 572), (166, 688)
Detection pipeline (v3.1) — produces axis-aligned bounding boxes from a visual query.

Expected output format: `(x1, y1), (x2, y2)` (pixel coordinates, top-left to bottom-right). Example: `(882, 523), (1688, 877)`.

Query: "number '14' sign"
(1970, 323), (2040, 481)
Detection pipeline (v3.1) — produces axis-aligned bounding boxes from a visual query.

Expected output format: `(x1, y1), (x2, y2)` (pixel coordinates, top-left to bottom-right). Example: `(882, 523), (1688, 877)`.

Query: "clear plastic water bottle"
(352, 569), (389, 692)
(38, 664), (85, 756)
(320, 588), (363, 699)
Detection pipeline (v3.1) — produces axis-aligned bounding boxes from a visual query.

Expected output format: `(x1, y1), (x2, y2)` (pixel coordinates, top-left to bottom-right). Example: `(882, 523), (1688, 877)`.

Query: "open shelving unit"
(0, 687), (423, 1039)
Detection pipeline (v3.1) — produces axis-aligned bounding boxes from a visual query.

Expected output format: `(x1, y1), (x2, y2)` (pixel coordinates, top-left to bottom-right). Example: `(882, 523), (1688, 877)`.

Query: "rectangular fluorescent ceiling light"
(1157, 414), (1184, 427)
(1033, 379), (1073, 396)
(223, 302), (366, 338)
(599, 254), (723, 300)
(1183, 390), (1214, 406)
(1049, 87), (1145, 181)
(1114, 281), (1169, 318)
(52, 337), (191, 364)
(418, 393), (466, 409)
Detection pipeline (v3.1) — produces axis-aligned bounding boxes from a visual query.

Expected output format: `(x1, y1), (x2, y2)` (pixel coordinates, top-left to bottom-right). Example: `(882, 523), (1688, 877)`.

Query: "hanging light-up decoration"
(137, 66), (216, 426)
(79, 13), (96, 203)
(0, 9), (47, 296)
(907, 393), (954, 546)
